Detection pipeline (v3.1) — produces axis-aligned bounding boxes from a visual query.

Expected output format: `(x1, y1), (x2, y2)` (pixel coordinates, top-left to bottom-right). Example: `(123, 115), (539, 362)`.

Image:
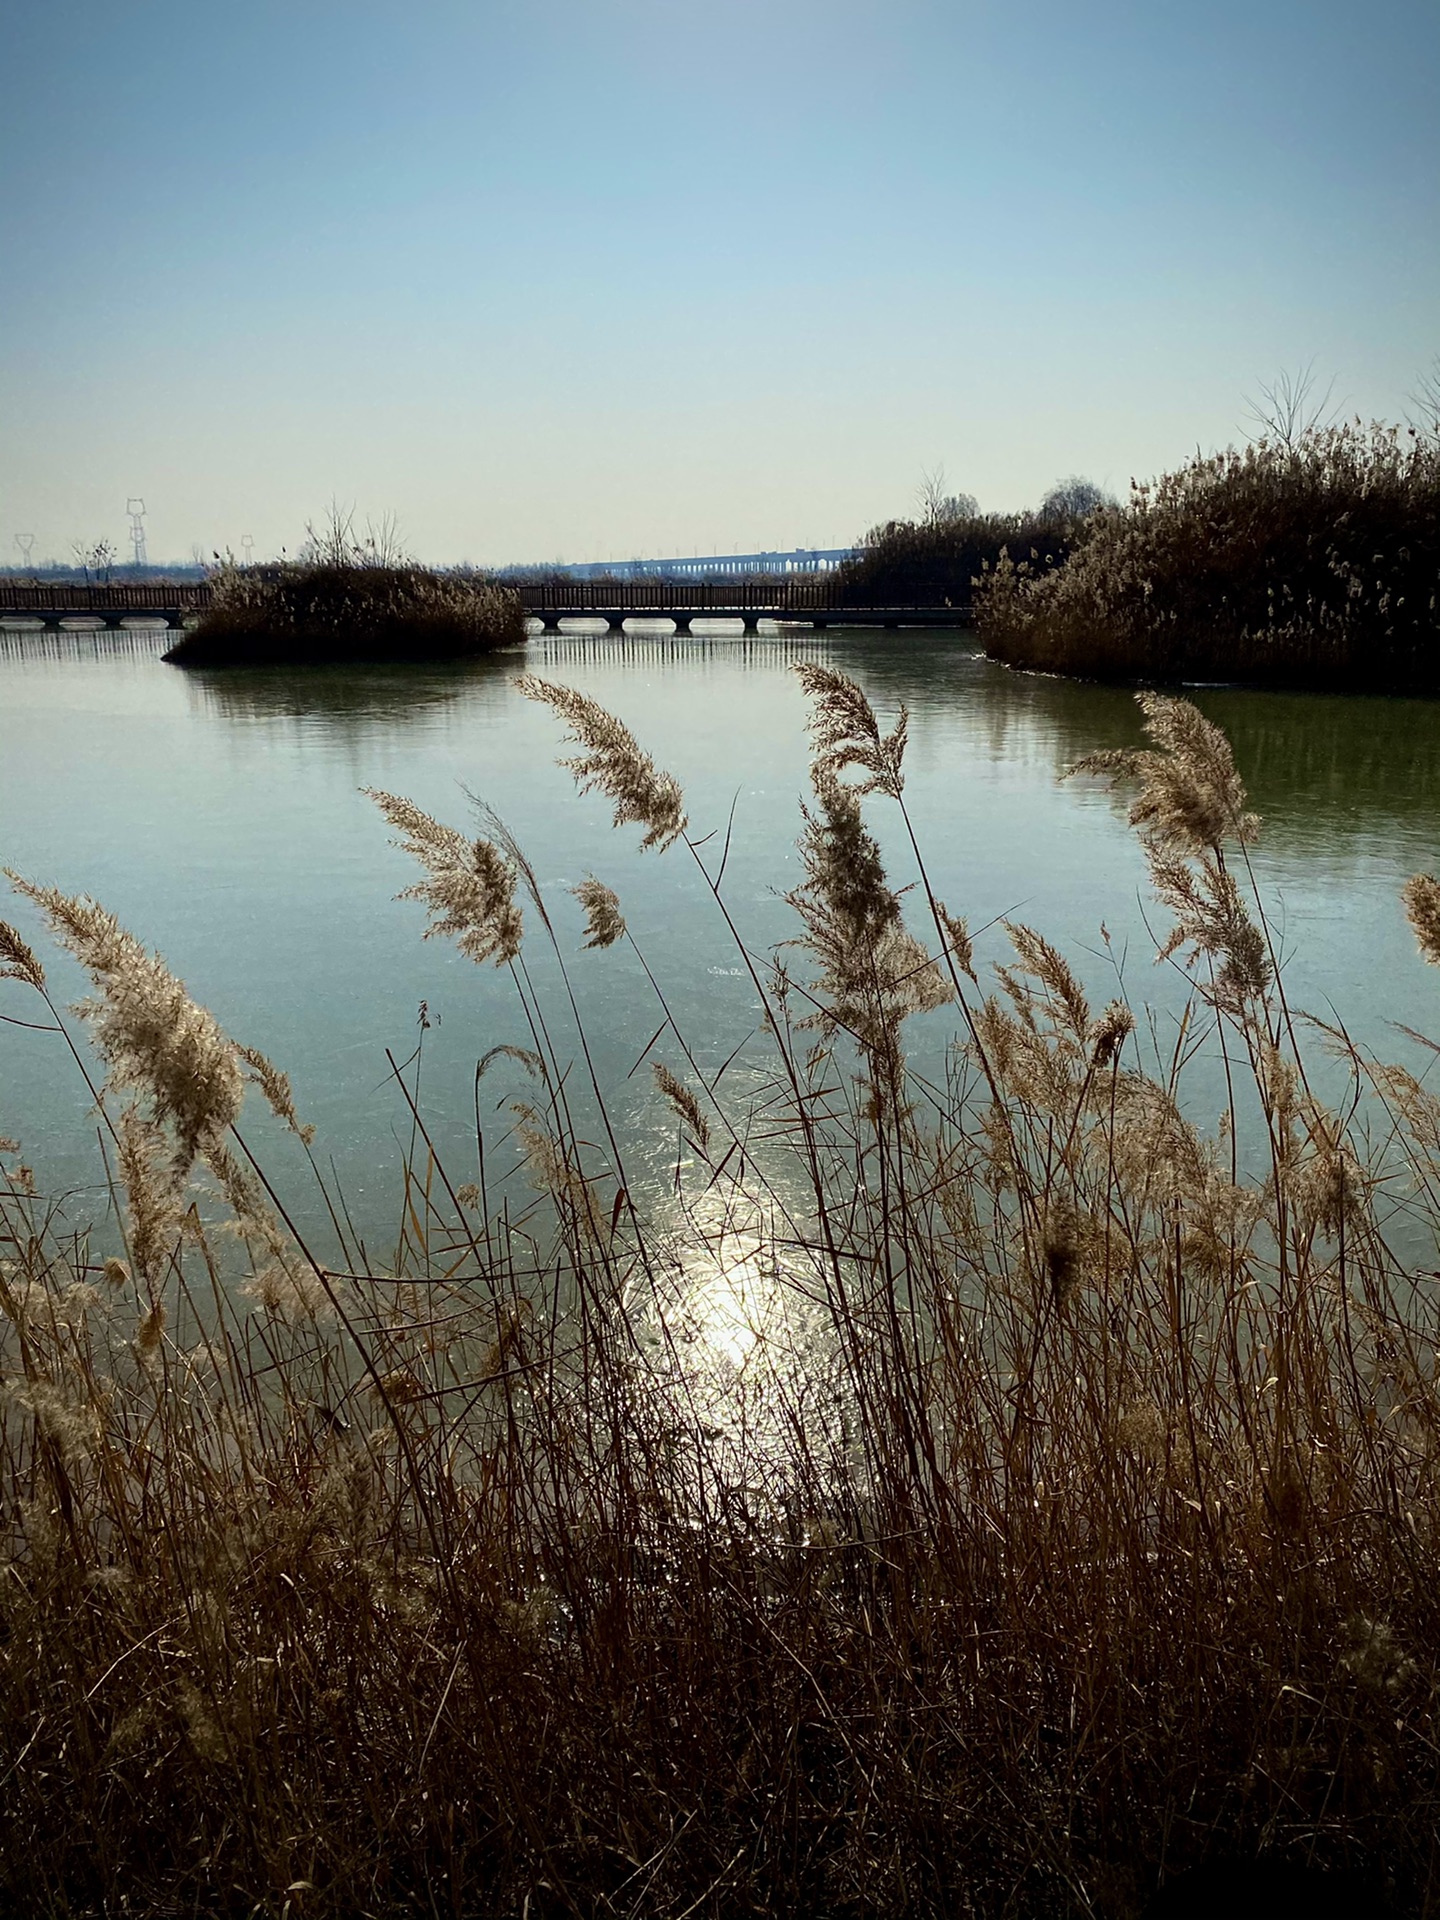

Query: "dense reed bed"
(4, 674), (1440, 1916)
(167, 521), (524, 668)
(977, 424), (1440, 690)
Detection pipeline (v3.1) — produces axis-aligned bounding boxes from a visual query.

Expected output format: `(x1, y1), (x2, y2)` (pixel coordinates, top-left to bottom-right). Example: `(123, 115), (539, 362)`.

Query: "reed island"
(837, 419), (1440, 693)
(164, 514), (525, 667)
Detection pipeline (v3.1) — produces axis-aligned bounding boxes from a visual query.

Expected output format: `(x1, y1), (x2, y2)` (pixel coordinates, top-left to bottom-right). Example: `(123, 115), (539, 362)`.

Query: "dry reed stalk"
(0, 693), (1438, 1918)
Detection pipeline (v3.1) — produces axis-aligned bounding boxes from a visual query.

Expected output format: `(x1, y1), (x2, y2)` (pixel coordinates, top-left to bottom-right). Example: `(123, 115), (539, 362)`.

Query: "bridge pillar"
(603, 614), (624, 632)
(671, 614), (692, 634)
(740, 612), (760, 633)
(811, 619), (829, 632)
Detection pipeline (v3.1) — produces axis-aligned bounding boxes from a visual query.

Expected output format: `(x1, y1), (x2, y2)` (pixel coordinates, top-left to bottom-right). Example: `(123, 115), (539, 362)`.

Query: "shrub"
(977, 423), (1440, 689)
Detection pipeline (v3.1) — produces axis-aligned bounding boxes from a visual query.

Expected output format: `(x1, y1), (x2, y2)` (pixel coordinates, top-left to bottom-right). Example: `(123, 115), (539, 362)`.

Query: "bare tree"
(1408, 356), (1440, 441)
(1039, 476), (1113, 521)
(301, 501), (410, 568)
(68, 538), (115, 583)
(917, 463), (979, 527)
(1241, 362), (1338, 447)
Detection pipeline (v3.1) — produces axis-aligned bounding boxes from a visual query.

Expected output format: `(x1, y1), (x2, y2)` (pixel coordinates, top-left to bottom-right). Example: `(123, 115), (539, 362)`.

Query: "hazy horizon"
(2, 0), (1436, 567)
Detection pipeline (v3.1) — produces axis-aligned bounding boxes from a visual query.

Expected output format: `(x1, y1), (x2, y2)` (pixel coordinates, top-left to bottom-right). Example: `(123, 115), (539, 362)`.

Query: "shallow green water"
(2, 622), (1438, 1241)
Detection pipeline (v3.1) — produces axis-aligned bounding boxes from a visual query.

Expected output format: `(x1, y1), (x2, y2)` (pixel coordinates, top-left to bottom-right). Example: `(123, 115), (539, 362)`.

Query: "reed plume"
(787, 770), (951, 1058)
(0, 920), (45, 990)
(653, 1062), (711, 1152)
(1067, 695), (1271, 1012)
(6, 875), (244, 1172)
(573, 876), (626, 950)
(1404, 872), (1440, 966)
(1069, 692), (1258, 853)
(514, 675), (687, 850)
(792, 660), (909, 798)
(365, 789), (522, 965)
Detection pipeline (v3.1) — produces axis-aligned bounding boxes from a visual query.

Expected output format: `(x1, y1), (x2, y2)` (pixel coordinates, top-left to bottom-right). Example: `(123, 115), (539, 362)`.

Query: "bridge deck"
(0, 580), (971, 632)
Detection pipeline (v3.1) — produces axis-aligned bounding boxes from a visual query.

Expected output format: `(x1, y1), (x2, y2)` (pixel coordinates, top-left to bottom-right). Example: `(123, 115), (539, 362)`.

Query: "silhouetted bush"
(977, 423), (1440, 689)
(832, 508), (1077, 610)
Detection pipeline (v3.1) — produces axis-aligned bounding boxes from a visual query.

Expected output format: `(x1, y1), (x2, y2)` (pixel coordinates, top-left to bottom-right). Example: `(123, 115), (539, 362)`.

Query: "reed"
(166, 520), (525, 667)
(976, 422), (1440, 690)
(2, 680), (1439, 1917)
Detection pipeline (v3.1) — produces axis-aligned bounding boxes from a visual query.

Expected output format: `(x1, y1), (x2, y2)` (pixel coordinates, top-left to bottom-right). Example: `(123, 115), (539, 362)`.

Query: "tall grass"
(4, 677), (1440, 1916)
(977, 423), (1440, 689)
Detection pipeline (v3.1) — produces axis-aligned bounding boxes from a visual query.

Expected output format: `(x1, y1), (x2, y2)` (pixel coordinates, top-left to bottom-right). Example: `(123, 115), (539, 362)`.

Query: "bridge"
(0, 578), (970, 634)
(511, 579), (968, 631)
(0, 582), (208, 627)
(506, 546), (858, 583)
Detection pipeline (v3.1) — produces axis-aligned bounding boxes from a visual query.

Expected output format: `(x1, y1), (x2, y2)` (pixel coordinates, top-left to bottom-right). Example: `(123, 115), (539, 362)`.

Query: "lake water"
(3, 622), (1439, 1247)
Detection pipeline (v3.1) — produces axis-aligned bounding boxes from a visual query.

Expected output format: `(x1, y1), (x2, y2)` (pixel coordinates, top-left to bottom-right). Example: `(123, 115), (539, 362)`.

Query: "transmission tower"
(241, 533), (255, 565)
(126, 498), (148, 569)
(14, 533), (35, 570)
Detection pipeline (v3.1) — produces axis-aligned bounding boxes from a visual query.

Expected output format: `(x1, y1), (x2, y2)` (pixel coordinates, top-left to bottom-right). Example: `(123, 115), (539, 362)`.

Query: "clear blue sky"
(1, 0), (1435, 565)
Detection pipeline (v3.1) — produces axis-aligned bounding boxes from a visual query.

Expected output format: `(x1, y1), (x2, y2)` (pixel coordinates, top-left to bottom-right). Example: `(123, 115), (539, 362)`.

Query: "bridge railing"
(0, 583), (211, 613)
(0, 579), (970, 620)
(509, 580), (966, 614)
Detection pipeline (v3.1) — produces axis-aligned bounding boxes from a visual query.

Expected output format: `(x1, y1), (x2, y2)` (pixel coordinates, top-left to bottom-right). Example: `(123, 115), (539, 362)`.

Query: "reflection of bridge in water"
(0, 579), (971, 635)
(0, 622), (173, 664)
(532, 630), (842, 671)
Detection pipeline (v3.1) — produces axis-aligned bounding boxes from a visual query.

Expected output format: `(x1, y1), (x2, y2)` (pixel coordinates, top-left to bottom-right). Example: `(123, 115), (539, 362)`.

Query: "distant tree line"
(832, 470), (1115, 609)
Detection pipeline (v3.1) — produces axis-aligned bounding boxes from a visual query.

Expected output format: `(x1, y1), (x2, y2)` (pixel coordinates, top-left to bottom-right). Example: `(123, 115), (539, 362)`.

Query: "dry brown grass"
(2, 680), (1439, 1917)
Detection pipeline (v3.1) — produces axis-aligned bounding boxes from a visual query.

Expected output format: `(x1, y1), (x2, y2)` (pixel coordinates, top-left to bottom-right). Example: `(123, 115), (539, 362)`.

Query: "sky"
(1, 0), (1436, 566)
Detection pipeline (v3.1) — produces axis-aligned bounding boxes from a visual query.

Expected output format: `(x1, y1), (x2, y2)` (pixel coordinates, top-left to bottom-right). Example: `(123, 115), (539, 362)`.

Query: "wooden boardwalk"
(0, 578), (970, 633)
(0, 582), (209, 627)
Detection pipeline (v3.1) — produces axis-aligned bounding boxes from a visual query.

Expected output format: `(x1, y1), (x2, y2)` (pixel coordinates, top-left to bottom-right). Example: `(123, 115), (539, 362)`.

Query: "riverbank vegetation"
(831, 495), (1085, 611)
(4, 676), (1440, 1916)
(976, 423), (1440, 690)
(166, 513), (524, 667)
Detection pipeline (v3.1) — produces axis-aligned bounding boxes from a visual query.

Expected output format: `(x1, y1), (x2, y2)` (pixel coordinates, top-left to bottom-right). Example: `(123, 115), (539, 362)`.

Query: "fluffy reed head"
(789, 771), (951, 1053)
(1065, 698), (1271, 1013)
(793, 662), (908, 799)
(573, 877), (626, 950)
(366, 790), (522, 966)
(0, 920), (45, 991)
(653, 1062), (711, 1152)
(1403, 873), (1440, 966)
(1069, 692), (1259, 853)
(514, 676), (687, 851)
(7, 876), (244, 1171)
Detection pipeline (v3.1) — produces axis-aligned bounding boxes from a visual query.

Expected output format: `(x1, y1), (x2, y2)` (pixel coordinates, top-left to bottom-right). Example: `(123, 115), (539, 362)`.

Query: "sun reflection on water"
(638, 1196), (857, 1506)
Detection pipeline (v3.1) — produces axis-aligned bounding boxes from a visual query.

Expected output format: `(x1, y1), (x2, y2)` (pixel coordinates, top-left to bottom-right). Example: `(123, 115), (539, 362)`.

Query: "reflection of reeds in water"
(182, 655), (514, 731)
(5, 677), (1440, 1916)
